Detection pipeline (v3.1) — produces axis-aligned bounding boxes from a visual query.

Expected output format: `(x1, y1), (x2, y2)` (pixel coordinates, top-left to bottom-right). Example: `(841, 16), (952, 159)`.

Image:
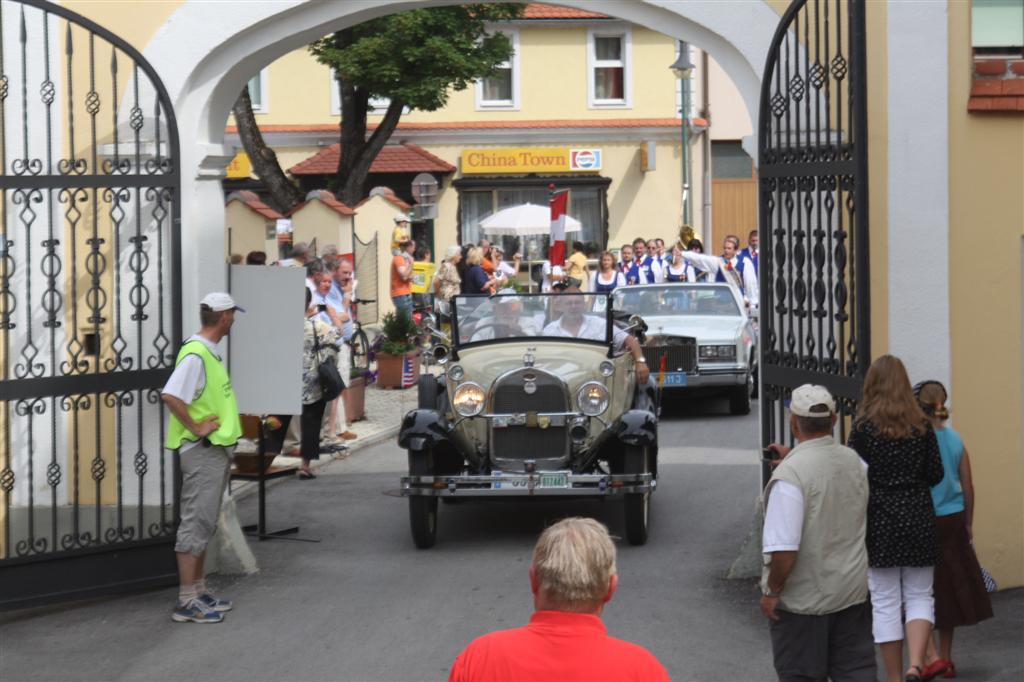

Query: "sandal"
(297, 470), (316, 479)
(922, 659), (951, 681)
(906, 665), (924, 681)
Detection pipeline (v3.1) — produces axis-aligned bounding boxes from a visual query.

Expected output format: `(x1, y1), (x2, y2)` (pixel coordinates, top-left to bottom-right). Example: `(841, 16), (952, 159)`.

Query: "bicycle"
(349, 297), (375, 370)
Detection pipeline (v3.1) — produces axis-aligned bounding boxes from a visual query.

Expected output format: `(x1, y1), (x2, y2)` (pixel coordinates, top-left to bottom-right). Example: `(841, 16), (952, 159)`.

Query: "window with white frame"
(476, 29), (520, 109)
(247, 69), (268, 113)
(329, 69), (393, 115)
(588, 28), (631, 108)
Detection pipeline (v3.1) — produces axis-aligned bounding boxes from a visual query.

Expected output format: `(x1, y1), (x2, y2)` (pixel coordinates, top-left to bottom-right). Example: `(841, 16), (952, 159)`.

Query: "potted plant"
(375, 310), (421, 389)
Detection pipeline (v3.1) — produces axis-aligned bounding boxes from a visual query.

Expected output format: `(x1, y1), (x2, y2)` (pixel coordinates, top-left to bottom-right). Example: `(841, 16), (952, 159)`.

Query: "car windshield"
(453, 293), (612, 347)
(612, 285), (741, 317)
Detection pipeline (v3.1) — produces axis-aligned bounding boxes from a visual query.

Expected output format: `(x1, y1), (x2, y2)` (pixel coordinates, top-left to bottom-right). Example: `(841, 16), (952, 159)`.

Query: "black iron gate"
(0, 0), (180, 608)
(758, 0), (871, 477)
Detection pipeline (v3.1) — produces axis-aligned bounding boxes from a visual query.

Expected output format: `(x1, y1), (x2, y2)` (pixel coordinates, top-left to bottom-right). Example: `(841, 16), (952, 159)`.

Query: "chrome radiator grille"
(490, 369), (569, 464)
(643, 337), (697, 373)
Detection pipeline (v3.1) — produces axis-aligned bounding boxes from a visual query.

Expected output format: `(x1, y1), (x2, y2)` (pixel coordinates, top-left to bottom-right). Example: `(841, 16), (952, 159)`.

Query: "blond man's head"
(531, 517), (617, 612)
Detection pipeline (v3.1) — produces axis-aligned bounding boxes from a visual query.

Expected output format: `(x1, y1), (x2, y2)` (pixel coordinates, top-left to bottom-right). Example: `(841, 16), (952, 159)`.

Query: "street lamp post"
(670, 41), (696, 230)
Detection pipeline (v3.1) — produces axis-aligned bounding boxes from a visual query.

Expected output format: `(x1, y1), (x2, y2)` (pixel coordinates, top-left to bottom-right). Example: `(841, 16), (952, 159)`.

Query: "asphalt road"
(1, 395), (1021, 681)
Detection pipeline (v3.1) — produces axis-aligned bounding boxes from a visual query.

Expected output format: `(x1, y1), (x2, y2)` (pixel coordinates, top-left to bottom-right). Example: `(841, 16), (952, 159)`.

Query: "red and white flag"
(549, 188), (569, 267)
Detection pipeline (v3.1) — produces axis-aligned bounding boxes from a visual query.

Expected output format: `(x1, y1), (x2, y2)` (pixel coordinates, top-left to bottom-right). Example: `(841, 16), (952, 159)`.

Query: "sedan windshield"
(453, 293), (612, 346)
(612, 285), (740, 317)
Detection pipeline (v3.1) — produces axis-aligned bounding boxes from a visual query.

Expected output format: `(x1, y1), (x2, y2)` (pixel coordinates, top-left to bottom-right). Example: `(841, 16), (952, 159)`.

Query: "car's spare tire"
(418, 375), (440, 410)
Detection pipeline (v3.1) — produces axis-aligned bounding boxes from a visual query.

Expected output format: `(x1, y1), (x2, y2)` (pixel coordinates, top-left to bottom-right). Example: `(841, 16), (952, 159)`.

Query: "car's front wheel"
(729, 378), (751, 415)
(623, 445), (651, 546)
(408, 448), (438, 549)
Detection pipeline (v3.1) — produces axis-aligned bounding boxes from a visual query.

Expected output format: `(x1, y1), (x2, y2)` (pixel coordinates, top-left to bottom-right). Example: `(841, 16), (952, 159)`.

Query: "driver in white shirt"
(541, 285), (650, 385)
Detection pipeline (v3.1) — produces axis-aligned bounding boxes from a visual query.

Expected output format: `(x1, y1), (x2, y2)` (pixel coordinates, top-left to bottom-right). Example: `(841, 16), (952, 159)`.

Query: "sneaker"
(172, 598), (224, 623)
(337, 430), (358, 440)
(198, 592), (233, 612)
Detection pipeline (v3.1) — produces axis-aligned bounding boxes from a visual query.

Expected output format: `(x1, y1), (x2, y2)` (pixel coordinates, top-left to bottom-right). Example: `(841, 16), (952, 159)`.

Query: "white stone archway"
(143, 0), (781, 310)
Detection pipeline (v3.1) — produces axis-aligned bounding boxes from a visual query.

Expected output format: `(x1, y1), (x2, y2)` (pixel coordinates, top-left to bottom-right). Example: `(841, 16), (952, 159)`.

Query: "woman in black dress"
(848, 355), (945, 682)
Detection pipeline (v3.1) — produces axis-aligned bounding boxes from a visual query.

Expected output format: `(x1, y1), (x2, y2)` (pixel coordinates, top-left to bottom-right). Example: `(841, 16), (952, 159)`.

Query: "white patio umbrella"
(478, 203), (582, 236)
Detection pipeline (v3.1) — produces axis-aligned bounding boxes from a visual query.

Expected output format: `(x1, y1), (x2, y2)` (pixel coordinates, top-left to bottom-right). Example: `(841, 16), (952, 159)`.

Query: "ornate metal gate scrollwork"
(758, 0), (871, 477)
(0, 0), (180, 608)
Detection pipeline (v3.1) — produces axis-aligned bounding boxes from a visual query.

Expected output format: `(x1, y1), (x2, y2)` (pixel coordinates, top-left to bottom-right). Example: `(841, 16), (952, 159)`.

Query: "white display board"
(229, 265), (305, 415)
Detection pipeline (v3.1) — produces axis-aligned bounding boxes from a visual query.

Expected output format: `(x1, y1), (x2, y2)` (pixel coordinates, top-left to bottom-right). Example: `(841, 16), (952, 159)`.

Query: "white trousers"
(867, 566), (935, 643)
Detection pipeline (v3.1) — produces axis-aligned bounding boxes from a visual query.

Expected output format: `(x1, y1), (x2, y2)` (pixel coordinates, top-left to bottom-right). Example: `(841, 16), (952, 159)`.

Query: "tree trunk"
(336, 97), (406, 206)
(232, 85), (304, 213)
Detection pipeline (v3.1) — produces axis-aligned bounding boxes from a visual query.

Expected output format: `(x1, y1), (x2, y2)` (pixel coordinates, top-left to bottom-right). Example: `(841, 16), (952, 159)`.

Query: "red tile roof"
(355, 187), (412, 211)
(289, 143), (456, 176)
(225, 190), (283, 220)
(521, 4), (608, 20)
(290, 189), (356, 216)
(231, 117), (704, 137)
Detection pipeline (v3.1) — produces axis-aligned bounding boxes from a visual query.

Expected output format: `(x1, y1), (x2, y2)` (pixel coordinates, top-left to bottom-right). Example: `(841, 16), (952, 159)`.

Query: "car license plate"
(662, 372), (688, 386)
(491, 472), (569, 489)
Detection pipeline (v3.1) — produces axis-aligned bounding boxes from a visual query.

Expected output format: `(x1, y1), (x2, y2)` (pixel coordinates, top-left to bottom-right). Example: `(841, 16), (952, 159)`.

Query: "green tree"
(234, 4), (523, 212)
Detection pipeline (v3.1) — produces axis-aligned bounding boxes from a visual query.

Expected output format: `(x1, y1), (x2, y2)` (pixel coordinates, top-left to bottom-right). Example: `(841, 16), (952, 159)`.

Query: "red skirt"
(933, 511), (993, 629)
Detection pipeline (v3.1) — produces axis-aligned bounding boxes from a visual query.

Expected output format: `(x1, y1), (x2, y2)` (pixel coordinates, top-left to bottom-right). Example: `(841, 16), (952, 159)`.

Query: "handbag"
(311, 321), (345, 401)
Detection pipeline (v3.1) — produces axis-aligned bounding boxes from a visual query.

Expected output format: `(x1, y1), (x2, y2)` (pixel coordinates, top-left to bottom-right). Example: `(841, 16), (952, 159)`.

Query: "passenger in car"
(468, 296), (539, 341)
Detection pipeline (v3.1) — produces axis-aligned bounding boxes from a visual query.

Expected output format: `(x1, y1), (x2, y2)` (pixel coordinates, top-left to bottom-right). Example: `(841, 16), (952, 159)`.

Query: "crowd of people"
(426, 229), (761, 315)
(233, 240), (362, 479)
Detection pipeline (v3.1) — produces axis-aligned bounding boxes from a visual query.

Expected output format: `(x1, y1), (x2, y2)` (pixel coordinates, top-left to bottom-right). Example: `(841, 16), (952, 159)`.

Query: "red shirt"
(448, 611), (670, 682)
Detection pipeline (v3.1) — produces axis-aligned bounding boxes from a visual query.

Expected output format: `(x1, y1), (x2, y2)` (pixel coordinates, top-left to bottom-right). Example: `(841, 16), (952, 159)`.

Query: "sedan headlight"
(576, 381), (609, 416)
(447, 364), (465, 381)
(699, 344), (737, 361)
(452, 382), (485, 417)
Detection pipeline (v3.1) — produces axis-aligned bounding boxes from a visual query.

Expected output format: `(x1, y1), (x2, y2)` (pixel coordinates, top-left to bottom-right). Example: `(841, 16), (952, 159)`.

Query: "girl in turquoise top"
(915, 381), (992, 681)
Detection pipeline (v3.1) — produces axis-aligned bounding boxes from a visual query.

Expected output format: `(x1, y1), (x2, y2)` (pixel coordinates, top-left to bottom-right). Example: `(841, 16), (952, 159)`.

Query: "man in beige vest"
(761, 384), (875, 681)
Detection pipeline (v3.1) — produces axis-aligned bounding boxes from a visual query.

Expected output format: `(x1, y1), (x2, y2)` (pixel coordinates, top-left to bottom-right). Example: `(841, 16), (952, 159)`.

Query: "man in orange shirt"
(390, 240), (415, 316)
(449, 517), (670, 682)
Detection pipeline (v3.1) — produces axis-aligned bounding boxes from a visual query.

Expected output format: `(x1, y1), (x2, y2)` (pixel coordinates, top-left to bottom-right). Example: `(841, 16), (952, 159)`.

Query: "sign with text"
(225, 151), (253, 179)
(461, 147), (602, 174)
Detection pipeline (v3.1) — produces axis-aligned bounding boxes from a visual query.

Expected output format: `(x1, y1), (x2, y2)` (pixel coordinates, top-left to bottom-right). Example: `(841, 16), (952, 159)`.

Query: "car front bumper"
(401, 472), (656, 497)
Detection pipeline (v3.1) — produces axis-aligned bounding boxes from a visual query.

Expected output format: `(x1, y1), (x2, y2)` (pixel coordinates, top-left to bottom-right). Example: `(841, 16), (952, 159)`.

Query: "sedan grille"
(643, 337), (697, 373)
(490, 369), (569, 465)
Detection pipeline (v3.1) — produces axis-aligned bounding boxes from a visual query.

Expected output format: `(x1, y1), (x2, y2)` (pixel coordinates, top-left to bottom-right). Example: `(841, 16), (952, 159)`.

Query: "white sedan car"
(612, 283), (758, 414)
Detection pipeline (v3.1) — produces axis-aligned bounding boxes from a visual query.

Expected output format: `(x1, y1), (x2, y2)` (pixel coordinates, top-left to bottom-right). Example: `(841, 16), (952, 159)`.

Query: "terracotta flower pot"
(344, 375), (366, 422)
(376, 350), (421, 389)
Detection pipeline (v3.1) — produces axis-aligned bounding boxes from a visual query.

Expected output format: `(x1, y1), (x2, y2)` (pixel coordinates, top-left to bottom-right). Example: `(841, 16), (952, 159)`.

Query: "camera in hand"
(762, 446), (782, 463)
(317, 304), (327, 312)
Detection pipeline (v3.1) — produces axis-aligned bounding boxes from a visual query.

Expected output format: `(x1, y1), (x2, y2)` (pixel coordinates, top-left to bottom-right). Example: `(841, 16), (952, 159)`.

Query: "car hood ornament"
(523, 347), (536, 367)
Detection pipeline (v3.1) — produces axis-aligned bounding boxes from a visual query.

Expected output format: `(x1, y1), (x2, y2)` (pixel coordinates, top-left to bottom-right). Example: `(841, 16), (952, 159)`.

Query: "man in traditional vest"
(162, 292), (244, 623)
(760, 384), (874, 681)
(679, 234), (759, 310)
(738, 229), (759, 276)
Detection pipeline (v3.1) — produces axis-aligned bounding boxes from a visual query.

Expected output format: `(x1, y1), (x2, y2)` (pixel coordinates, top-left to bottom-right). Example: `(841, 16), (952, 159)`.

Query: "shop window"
(248, 70), (268, 113)
(972, 0), (1024, 53)
(477, 30), (520, 109)
(458, 185), (607, 261)
(712, 141), (754, 180)
(588, 28), (631, 108)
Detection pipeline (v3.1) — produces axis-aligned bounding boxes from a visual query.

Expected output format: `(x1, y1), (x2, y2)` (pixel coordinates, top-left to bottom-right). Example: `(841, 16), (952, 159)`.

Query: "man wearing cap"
(161, 292), (244, 624)
(761, 384), (874, 681)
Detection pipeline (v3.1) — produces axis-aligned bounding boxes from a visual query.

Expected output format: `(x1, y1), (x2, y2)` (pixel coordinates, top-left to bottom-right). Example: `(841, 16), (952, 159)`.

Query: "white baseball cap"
(200, 292), (245, 313)
(394, 213), (410, 224)
(789, 384), (836, 417)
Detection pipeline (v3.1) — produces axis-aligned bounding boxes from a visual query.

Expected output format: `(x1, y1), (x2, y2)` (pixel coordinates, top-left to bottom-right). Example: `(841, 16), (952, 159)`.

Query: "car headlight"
(699, 344), (737, 361)
(447, 364), (465, 381)
(452, 382), (485, 417)
(599, 361), (615, 377)
(576, 381), (609, 416)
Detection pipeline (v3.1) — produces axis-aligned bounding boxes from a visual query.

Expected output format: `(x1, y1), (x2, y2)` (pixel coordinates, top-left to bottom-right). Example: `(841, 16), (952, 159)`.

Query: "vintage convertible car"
(612, 283), (757, 415)
(399, 292), (658, 549)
